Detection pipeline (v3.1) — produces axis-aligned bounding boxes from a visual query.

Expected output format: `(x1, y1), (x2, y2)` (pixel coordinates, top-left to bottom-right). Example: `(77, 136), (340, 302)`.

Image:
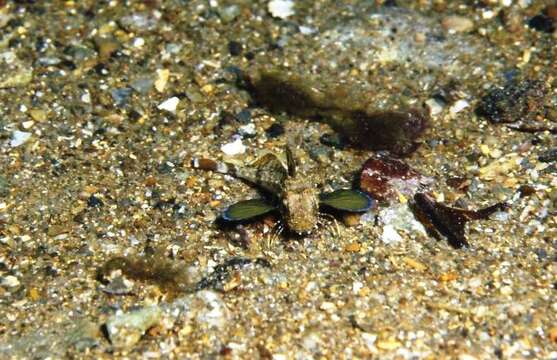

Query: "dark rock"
(539, 148), (557, 163)
(320, 133), (346, 149)
(528, 15), (555, 33)
(87, 195), (104, 208)
(110, 88), (133, 107)
(360, 155), (432, 202)
(235, 109), (252, 123)
(265, 123), (285, 138)
(476, 79), (547, 124)
(411, 193), (508, 248)
(94, 63), (109, 76)
(228, 41), (243, 56)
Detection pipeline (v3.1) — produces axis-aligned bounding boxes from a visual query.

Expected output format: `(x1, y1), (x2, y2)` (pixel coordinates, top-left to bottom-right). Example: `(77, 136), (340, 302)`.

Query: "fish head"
(282, 179), (320, 235)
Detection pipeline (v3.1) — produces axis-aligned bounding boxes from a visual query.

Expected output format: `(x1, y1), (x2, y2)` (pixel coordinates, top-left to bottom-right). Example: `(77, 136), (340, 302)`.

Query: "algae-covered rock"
(244, 70), (428, 155)
(105, 305), (162, 350)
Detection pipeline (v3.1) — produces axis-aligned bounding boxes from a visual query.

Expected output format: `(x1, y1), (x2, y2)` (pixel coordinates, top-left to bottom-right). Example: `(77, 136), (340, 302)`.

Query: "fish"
(192, 145), (374, 234)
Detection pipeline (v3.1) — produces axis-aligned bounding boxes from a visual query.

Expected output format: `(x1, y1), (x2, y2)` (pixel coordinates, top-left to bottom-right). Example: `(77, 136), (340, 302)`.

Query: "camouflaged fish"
(191, 145), (374, 234)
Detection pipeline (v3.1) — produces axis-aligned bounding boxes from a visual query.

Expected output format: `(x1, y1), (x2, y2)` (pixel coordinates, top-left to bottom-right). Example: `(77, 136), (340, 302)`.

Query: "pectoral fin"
(319, 189), (374, 212)
(222, 198), (278, 221)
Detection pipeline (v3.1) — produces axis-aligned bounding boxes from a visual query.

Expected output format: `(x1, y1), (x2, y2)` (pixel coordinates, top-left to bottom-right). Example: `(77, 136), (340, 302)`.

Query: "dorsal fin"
(285, 145), (297, 177)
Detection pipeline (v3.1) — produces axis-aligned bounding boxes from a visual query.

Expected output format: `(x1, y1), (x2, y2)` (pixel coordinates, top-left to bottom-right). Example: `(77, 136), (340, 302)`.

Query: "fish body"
(192, 146), (321, 234)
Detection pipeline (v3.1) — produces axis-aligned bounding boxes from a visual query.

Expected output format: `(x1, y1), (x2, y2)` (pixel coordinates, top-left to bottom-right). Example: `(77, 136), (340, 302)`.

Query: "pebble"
(266, 123), (285, 138)
(425, 98), (444, 115)
(1, 275), (20, 288)
(442, 16), (474, 33)
(66, 320), (100, 352)
(381, 225), (403, 244)
(379, 204), (427, 244)
(10, 131), (31, 147)
(218, 5), (241, 23)
(268, 0), (295, 19)
(193, 290), (230, 330)
(238, 123), (256, 137)
(228, 41), (243, 56)
(130, 76), (154, 95)
(110, 88), (133, 107)
(0, 68), (32, 88)
(528, 14), (555, 33)
(157, 97), (180, 113)
(539, 148), (557, 163)
(549, 327), (557, 343)
(119, 13), (159, 32)
(154, 69), (170, 93)
(449, 99), (470, 114)
(105, 305), (162, 350)
(29, 109), (47, 122)
(94, 37), (120, 60)
(221, 138), (246, 156)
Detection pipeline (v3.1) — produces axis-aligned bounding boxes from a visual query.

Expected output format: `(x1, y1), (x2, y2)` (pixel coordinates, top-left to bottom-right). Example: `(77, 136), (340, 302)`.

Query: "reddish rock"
(360, 155), (432, 202)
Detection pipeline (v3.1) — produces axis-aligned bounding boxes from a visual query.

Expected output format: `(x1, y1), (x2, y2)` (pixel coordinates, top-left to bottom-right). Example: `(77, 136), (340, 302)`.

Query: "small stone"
(442, 16), (474, 33)
(66, 320), (101, 352)
(119, 13), (158, 32)
(221, 138), (246, 156)
(194, 290), (229, 330)
(361, 333), (377, 351)
(130, 76), (154, 95)
(476, 79), (546, 124)
(268, 0), (295, 19)
(10, 131), (31, 147)
(265, 123), (285, 138)
(500, 285), (513, 296)
(94, 37), (120, 60)
(132, 37), (145, 47)
(105, 305), (162, 350)
(360, 155), (431, 202)
(376, 337), (401, 351)
(87, 195), (104, 208)
(539, 148), (557, 163)
(299, 26), (316, 35)
(238, 123), (256, 138)
(450, 99), (470, 114)
(381, 225), (402, 244)
(157, 97), (179, 113)
(218, 5), (241, 23)
(402, 257), (427, 272)
(102, 274), (134, 295)
(155, 69), (170, 93)
(1, 275), (20, 288)
(27, 288), (41, 301)
(201, 84), (214, 95)
(342, 213), (361, 227)
(21, 121), (34, 129)
(528, 14), (555, 33)
(29, 109), (47, 122)
(0, 68), (32, 88)
(344, 242), (361, 253)
(319, 301), (336, 313)
(379, 203), (427, 244)
(228, 41), (243, 56)
(111, 88), (133, 107)
(425, 98), (444, 115)
(439, 272), (458, 282)
(549, 327), (557, 343)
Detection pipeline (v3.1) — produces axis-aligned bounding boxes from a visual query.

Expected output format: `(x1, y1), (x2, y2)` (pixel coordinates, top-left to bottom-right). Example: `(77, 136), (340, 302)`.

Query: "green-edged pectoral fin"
(319, 189), (375, 212)
(222, 198), (278, 221)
